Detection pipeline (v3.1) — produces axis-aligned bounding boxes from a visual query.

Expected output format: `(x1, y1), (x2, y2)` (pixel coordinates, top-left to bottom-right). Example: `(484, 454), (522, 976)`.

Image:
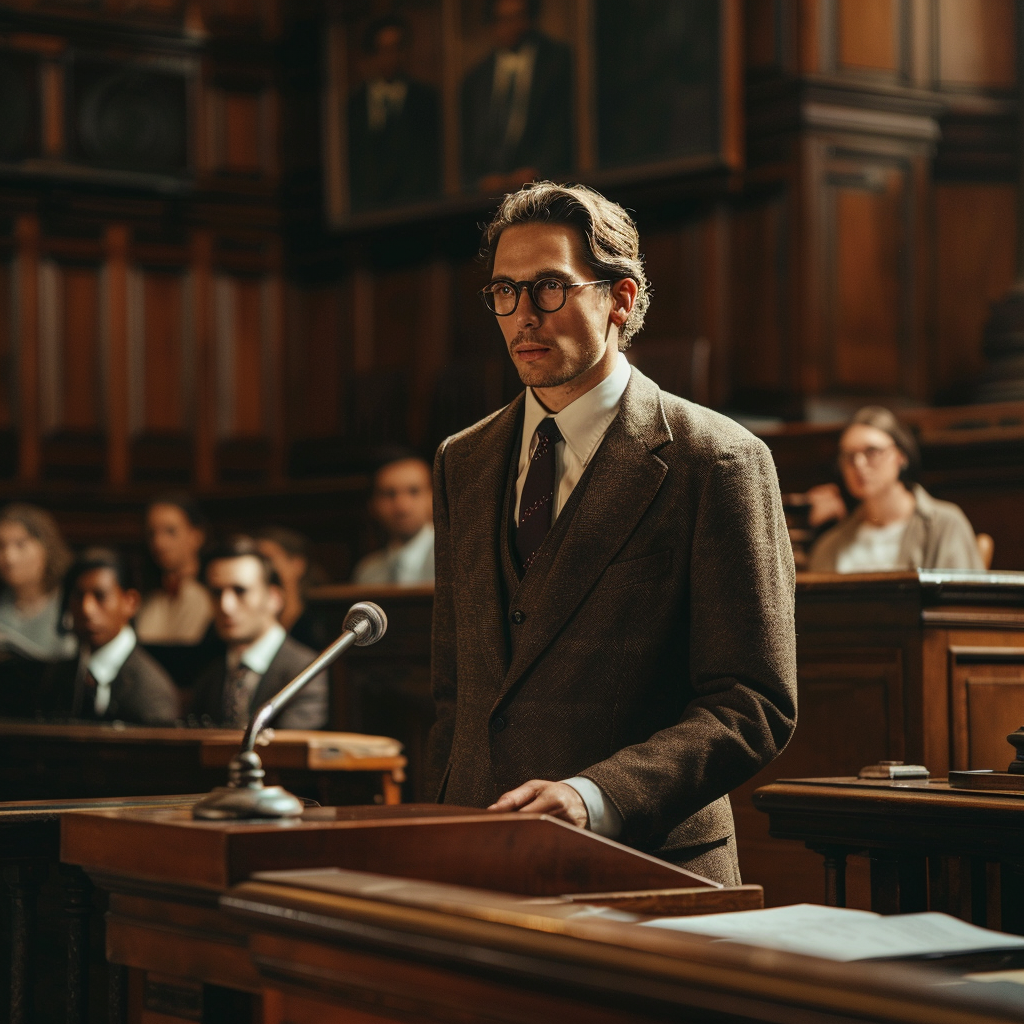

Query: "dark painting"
(459, 0), (574, 194)
(346, 11), (442, 213)
(595, 0), (719, 170)
(0, 51), (41, 162)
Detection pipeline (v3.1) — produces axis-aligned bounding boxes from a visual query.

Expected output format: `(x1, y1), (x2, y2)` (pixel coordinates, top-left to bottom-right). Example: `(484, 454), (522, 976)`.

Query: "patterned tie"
(223, 663), (255, 728)
(516, 417), (562, 572)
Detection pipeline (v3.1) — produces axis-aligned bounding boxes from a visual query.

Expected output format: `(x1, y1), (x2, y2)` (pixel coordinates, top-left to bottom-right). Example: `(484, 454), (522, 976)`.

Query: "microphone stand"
(192, 601), (387, 820)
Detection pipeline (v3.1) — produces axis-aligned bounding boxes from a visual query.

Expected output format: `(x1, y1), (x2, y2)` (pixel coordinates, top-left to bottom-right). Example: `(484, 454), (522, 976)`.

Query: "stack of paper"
(640, 904), (1024, 962)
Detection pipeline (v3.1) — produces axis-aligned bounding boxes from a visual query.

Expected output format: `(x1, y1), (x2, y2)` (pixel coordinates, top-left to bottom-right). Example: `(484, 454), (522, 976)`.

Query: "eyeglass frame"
(837, 443), (899, 468)
(478, 277), (612, 316)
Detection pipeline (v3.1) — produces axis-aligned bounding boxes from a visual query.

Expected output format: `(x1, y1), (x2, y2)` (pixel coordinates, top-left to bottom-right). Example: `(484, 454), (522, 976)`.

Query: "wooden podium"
(58, 805), (1024, 1024)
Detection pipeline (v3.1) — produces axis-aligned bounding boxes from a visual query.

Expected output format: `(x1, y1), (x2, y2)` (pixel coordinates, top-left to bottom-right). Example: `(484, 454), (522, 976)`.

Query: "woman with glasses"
(807, 406), (983, 573)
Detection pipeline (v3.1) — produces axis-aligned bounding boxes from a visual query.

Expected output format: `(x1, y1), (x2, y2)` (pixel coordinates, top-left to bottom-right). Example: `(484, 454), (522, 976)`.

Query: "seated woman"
(807, 407), (983, 573)
(0, 504), (77, 661)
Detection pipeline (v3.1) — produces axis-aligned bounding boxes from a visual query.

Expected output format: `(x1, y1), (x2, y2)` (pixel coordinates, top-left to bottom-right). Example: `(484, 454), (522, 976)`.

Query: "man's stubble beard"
(510, 331), (591, 390)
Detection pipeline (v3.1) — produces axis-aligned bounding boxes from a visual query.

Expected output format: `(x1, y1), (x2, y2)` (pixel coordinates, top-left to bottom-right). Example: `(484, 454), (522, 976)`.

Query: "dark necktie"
(516, 417), (562, 572)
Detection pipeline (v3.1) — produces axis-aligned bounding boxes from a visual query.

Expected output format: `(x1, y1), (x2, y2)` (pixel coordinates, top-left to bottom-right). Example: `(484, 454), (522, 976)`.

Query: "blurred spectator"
(352, 455), (434, 585)
(808, 407), (983, 573)
(0, 504), (76, 661)
(255, 526), (330, 651)
(41, 548), (179, 725)
(192, 537), (328, 729)
(136, 493), (214, 644)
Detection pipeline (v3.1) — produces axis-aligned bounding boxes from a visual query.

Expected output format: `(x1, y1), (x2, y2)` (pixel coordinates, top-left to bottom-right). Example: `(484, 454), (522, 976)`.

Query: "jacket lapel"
(449, 396), (525, 686)
(496, 368), (672, 704)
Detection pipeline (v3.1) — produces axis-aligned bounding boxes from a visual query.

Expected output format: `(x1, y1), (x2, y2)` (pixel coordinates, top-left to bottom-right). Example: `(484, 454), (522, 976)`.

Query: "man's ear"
(123, 588), (142, 620)
(269, 584), (285, 619)
(609, 278), (638, 326)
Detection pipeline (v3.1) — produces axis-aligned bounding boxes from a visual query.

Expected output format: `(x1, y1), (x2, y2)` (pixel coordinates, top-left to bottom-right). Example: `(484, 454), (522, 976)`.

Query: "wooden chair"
(977, 532), (994, 569)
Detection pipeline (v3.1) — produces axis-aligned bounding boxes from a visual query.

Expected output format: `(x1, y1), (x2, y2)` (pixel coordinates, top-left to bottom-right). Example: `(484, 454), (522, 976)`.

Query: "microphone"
(193, 601), (388, 820)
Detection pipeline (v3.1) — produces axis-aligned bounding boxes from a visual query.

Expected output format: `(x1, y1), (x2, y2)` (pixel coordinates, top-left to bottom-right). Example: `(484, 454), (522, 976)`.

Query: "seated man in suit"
(42, 548), (179, 725)
(192, 537), (328, 730)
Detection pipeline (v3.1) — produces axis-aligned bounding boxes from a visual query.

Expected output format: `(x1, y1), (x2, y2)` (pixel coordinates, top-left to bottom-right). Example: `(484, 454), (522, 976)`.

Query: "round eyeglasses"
(479, 278), (611, 316)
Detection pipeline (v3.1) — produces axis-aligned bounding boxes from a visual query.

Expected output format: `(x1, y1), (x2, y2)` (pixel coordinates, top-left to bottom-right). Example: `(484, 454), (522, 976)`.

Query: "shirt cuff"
(562, 776), (623, 839)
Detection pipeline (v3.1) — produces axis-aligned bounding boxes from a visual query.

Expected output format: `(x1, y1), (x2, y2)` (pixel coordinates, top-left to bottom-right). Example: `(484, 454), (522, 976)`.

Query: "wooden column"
(192, 231), (216, 487)
(15, 215), (40, 484)
(105, 225), (130, 487)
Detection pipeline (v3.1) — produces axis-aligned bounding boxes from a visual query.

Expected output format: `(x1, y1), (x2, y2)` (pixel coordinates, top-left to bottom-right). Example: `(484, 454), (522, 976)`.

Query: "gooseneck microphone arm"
(192, 601), (388, 820)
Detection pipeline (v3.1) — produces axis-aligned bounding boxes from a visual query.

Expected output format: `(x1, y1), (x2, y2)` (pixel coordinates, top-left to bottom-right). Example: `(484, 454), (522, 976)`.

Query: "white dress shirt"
(87, 625), (138, 716)
(514, 352), (632, 839)
(352, 524), (435, 586)
(835, 520), (910, 573)
(491, 44), (536, 153)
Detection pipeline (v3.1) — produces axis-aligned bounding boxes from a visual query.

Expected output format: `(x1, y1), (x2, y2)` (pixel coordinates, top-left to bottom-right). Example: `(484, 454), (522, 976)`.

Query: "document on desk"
(640, 904), (1024, 962)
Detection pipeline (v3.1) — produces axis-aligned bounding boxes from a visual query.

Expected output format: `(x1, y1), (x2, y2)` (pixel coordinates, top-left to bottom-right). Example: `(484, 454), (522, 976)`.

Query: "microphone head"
(344, 601), (388, 646)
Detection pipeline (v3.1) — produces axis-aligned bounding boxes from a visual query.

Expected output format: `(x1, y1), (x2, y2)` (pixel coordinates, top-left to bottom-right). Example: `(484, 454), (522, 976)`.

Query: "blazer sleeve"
(425, 440), (457, 799)
(582, 439), (799, 849)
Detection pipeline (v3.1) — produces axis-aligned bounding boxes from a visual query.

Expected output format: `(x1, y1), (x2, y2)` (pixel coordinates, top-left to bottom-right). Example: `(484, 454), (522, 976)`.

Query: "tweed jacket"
(42, 645), (180, 726)
(807, 484), (984, 572)
(427, 367), (798, 860)
(191, 634), (329, 730)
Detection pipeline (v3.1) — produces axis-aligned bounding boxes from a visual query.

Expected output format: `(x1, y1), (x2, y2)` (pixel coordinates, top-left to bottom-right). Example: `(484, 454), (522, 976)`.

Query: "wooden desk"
(733, 570), (1024, 907)
(754, 777), (1024, 935)
(58, 807), (1024, 1024)
(0, 794), (199, 1024)
(61, 805), (762, 1022)
(0, 722), (406, 806)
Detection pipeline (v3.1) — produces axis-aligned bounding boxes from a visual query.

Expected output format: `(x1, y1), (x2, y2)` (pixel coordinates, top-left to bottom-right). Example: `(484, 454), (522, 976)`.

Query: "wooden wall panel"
(934, 184), (1017, 398)
(39, 260), (104, 435)
(233, 277), (266, 436)
(937, 0), (1016, 90)
(949, 652), (1024, 770)
(837, 0), (901, 73)
(744, 0), (781, 72)
(827, 163), (908, 391)
(285, 284), (345, 440)
(0, 260), (12, 431)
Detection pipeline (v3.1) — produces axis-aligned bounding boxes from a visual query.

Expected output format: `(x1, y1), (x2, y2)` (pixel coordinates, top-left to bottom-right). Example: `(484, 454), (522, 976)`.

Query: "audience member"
(255, 526), (330, 651)
(0, 504), (76, 661)
(808, 407), (983, 573)
(136, 493), (214, 644)
(351, 455), (434, 585)
(41, 549), (179, 724)
(192, 537), (328, 729)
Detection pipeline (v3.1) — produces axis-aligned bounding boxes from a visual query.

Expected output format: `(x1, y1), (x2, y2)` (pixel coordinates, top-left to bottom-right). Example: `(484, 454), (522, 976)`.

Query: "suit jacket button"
(492, 715), (507, 732)
(511, 610), (525, 624)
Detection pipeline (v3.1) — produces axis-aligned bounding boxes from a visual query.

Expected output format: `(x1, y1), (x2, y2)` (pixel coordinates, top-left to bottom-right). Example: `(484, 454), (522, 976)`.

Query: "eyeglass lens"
(484, 278), (567, 315)
(840, 445), (894, 466)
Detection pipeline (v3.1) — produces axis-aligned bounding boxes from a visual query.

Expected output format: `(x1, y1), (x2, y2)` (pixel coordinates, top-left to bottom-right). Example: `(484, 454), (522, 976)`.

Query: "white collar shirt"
(87, 625), (137, 716)
(515, 353), (631, 524)
(229, 622), (287, 675)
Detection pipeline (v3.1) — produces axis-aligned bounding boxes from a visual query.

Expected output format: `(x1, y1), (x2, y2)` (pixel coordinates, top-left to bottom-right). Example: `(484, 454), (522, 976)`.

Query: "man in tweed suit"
(427, 182), (797, 884)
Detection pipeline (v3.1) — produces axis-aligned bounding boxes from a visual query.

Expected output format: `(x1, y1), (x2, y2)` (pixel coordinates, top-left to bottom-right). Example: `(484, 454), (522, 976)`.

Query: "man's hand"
(487, 780), (588, 828)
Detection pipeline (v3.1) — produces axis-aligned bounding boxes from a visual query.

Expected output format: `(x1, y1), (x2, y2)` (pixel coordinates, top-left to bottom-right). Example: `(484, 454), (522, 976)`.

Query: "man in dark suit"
(42, 549), (179, 725)
(461, 0), (572, 192)
(348, 14), (440, 213)
(192, 537), (327, 730)
(427, 182), (798, 884)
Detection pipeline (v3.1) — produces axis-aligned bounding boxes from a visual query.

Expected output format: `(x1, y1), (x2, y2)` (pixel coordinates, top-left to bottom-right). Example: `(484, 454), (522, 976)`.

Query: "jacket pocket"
(596, 549), (673, 591)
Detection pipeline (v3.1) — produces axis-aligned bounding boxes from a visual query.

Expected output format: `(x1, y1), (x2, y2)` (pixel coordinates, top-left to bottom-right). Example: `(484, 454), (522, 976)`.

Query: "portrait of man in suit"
(426, 182), (797, 884)
(461, 0), (573, 194)
(192, 537), (328, 730)
(347, 13), (441, 213)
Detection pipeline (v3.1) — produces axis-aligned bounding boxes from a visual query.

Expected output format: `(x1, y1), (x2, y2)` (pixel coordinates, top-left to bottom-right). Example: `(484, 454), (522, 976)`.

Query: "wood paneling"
(222, 91), (262, 174)
(0, 260), (12, 430)
(937, 0), (1016, 90)
(934, 184), (1017, 399)
(949, 650), (1024, 770)
(837, 0), (901, 73)
(828, 161), (908, 391)
(133, 269), (188, 433)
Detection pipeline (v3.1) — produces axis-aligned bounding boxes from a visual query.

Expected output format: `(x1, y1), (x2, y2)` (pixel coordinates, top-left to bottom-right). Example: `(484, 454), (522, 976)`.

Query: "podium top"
(61, 803), (718, 896)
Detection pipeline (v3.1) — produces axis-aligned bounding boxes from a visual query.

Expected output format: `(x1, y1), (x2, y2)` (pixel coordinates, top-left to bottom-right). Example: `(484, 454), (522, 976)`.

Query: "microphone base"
(192, 785), (304, 820)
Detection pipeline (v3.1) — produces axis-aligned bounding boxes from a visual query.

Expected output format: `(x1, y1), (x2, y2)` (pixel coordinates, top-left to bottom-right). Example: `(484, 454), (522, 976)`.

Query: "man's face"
(371, 459), (433, 544)
(372, 25), (405, 80)
(491, 222), (616, 392)
(206, 556), (283, 647)
(492, 0), (532, 50)
(146, 504), (204, 574)
(69, 567), (139, 651)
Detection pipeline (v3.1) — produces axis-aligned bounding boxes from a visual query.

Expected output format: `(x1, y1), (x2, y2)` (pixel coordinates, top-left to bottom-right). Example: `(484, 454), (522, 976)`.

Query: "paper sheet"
(640, 904), (1024, 962)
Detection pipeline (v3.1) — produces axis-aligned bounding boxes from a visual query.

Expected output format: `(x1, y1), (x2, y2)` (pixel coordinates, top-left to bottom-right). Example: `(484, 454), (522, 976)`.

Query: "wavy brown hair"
(0, 503), (73, 594)
(481, 181), (651, 348)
